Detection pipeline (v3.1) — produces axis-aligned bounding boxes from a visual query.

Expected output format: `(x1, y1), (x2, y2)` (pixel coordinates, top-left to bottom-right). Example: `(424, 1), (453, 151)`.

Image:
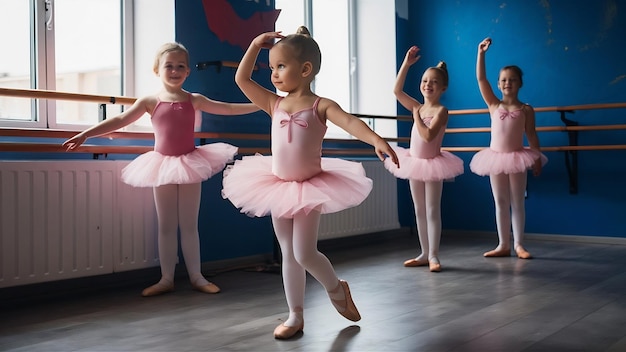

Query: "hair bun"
(296, 25), (311, 36)
(436, 61), (447, 71)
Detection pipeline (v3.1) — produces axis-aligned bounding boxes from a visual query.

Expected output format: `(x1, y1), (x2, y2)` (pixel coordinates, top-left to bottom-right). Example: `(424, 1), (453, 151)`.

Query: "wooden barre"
(2, 142), (626, 155)
(3, 88), (626, 115)
(0, 87), (137, 105)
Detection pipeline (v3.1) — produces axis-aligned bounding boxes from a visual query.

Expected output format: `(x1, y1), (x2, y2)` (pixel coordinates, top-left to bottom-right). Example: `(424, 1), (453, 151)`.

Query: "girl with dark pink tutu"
(63, 42), (258, 296)
(471, 38), (548, 259)
(225, 26), (398, 339)
(384, 46), (464, 273)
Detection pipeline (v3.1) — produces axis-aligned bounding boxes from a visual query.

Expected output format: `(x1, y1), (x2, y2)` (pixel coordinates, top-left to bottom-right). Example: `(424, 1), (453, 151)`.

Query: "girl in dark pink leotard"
(63, 42), (258, 297)
(225, 26), (399, 340)
(384, 46), (464, 273)
(471, 38), (548, 259)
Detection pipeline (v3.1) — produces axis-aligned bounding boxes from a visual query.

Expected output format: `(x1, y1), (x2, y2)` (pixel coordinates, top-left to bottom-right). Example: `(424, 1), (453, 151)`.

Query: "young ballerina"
(384, 46), (464, 273)
(63, 42), (258, 296)
(223, 26), (399, 339)
(471, 37), (547, 259)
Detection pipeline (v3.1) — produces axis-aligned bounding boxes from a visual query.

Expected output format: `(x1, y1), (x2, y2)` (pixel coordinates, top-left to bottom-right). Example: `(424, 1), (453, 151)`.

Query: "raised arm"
(394, 46), (422, 112)
(322, 99), (399, 167)
(62, 97), (151, 150)
(234, 32), (284, 115)
(476, 38), (500, 108)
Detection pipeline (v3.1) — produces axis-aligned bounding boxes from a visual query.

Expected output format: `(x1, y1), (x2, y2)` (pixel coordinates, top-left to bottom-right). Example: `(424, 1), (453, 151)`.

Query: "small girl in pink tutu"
(471, 38), (548, 259)
(384, 46), (464, 273)
(224, 26), (398, 339)
(63, 42), (258, 296)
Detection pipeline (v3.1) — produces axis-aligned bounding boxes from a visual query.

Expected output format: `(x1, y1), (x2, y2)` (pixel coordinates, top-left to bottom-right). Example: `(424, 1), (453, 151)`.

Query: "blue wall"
(174, 0), (278, 260)
(396, 0), (626, 237)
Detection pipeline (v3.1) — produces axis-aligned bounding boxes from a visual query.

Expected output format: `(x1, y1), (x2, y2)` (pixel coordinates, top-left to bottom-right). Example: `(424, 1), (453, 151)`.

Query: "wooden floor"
(1, 230), (626, 352)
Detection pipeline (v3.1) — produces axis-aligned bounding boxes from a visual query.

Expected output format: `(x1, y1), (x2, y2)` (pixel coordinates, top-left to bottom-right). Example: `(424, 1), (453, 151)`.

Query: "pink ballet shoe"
(273, 322), (304, 339)
(141, 282), (174, 297)
(483, 248), (511, 257)
(330, 280), (361, 322)
(515, 246), (532, 259)
(403, 258), (429, 267)
(192, 282), (221, 294)
(427, 256), (442, 272)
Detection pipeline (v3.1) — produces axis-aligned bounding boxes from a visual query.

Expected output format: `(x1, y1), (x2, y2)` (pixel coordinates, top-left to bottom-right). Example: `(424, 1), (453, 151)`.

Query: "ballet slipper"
(329, 280), (361, 322)
(141, 282), (175, 297)
(429, 258), (442, 272)
(403, 258), (429, 267)
(273, 322), (304, 339)
(483, 248), (511, 257)
(192, 282), (221, 294)
(515, 246), (532, 259)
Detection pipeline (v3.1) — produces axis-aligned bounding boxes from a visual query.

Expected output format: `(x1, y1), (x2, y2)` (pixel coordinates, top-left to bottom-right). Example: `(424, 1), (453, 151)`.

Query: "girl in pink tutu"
(384, 46), (464, 273)
(224, 26), (398, 339)
(471, 38), (547, 259)
(63, 42), (258, 296)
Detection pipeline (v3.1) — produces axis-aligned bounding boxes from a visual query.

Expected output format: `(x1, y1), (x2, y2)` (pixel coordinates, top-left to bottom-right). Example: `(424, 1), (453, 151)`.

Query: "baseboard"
(443, 229), (626, 246)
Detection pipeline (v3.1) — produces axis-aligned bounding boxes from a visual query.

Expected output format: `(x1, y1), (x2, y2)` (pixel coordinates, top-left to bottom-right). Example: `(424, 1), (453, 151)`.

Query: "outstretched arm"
(62, 97), (151, 151)
(192, 94), (259, 116)
(476, 38), (500, 109)
(394, 46), (422, 112)
(234, 31), (284, 115)
(323, 99), (399, 167)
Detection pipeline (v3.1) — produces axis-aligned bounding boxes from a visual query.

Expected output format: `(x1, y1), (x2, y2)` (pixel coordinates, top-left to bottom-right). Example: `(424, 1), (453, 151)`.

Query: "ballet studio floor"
(1, 230), (625, 352)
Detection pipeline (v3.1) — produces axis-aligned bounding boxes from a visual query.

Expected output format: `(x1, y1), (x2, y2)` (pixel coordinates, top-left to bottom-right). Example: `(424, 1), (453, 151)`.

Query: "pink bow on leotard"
(280, 116), (308, 143)
(498, 109), (522, 120)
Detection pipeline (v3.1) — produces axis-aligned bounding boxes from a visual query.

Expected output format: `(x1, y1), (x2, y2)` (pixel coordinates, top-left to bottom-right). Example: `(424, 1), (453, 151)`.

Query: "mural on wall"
(202, 0), (280, 52)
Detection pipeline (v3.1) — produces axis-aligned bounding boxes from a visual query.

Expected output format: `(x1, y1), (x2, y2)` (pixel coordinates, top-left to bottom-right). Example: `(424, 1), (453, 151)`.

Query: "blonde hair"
(427, 61), (449, 88)
(153, 42), (189, 73)
(275, 26), (322, 76)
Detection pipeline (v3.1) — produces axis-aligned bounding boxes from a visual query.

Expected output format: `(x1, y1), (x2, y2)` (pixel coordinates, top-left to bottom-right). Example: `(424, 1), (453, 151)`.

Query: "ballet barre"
(1, 88), (625, 193)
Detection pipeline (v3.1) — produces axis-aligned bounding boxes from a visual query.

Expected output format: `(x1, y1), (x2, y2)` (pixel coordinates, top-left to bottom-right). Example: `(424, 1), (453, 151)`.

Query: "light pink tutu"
(384, 146), (464, 181)
(470, 147), (548, 176)
(121, 142), (237, 187)
(221, 155), (373, 218)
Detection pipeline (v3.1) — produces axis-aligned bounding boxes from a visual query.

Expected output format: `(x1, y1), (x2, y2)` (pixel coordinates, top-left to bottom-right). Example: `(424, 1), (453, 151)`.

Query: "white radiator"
(0, 159), (398, 288)
(319, 160), (400, 240)
(0, 161), (157, 288)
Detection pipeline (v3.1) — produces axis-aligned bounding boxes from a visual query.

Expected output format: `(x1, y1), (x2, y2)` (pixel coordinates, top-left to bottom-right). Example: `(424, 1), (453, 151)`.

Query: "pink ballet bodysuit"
(222, 97), (373, 219)
(470, 105), (547, 176)
(121, 95), (237, 187)
(384, 115), (463, 181)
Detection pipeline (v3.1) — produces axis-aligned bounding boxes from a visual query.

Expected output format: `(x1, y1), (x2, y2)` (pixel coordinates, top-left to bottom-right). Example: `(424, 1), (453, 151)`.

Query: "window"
(274, 0), (397, 140)
(0, 0), (175, 130)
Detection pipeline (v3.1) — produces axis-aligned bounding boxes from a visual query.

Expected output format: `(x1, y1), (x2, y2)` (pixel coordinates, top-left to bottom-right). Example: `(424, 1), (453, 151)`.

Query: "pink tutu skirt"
(384, 147), (464, 181)
(121, 142), (237, 187)
(470, 147), (548, 176)
(221, 155), (373, 218)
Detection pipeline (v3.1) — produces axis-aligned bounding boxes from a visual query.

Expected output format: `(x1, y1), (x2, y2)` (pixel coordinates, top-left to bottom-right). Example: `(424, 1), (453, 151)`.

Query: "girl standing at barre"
(64, 42), (258, 296)
(471, 37), (547, 259)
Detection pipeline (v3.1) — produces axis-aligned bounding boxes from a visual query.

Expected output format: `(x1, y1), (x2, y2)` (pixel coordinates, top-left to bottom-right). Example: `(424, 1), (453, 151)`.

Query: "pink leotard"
(221, 96), (373, 218)
(384, 115), (463, 181)
(470, 105), (548, 176)
(271, 97), (325, 181)
(120, 94), (237, 187)
(151, 99), (196, 156)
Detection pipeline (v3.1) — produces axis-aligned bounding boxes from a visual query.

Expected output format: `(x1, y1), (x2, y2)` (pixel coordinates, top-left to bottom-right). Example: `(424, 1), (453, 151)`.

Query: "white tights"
(153, 183), (209, 287)
(409, 180), (443, 262)
(272, 210), (343, 327)
(489, 172), (527, 250)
